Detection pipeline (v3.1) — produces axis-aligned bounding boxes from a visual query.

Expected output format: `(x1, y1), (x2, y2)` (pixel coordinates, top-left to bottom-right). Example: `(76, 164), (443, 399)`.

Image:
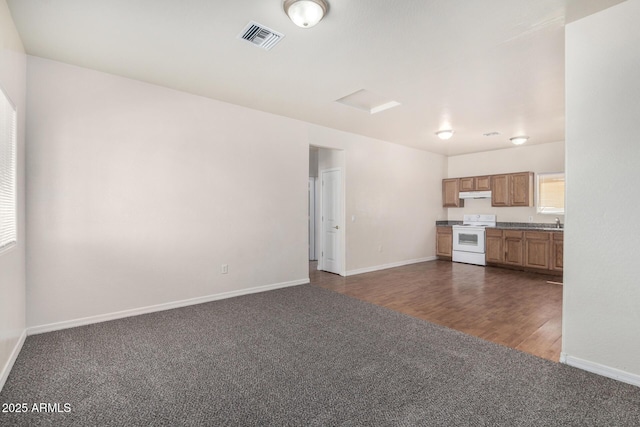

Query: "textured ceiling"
(6, 0), (626, 155)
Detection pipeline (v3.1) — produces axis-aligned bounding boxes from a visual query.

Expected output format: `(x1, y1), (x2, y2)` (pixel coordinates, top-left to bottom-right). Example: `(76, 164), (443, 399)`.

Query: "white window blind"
(0, 85), (17, 253)
(536, 172), (565, 214)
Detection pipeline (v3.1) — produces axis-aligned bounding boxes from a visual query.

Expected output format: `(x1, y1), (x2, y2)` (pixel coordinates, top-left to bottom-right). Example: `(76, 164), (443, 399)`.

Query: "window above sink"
(537, 172), (565, 215)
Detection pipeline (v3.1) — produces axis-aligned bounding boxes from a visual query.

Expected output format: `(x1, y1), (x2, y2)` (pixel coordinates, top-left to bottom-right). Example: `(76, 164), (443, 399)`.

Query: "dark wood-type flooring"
(310, 260), (562, 361)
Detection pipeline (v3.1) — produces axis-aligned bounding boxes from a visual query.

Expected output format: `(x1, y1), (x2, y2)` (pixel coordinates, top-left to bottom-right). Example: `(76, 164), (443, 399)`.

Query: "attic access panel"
(335, 89), (401, 114)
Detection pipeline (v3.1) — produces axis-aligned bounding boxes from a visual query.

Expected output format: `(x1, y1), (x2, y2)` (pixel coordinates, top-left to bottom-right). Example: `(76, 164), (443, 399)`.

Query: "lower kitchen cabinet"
(504, 230), (524, 266)
(485, 228), (504, 263)
(525, 231), (551, 269)
(483, 229), (563, 274)
(436, 226), (453, 257)
(551, 232), (564, 271)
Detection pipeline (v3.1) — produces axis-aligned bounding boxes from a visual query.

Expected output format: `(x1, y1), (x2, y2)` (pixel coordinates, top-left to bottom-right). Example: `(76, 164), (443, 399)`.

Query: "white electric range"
(452, 214), (496, 266)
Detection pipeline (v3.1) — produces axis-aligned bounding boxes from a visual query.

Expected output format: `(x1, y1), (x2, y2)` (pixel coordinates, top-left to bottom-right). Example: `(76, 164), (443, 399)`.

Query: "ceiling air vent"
(238, 21), (284, 51)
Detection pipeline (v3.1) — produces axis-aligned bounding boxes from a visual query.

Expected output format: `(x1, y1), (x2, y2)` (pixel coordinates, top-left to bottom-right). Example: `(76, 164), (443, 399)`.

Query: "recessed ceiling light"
(436, 130), (454, 140)
(510, 135), (529, 145)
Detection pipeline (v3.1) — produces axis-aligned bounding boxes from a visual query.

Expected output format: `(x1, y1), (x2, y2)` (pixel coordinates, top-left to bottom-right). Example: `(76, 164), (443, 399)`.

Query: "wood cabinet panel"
(551, 232), (563, 271)
(436, 227), (453, 257)
(504, 230), (524, 266)
(459, 177), (475, 192)
(491, 174), (510, 206)
(476, 176), (491, 191)
(459, 175), (491, 191)
(491, 172), (534, 207)
(485, 228), (504, 264)
(525, 232), (551, 269)
(442, 179), (464, 208)
(511, 172), (534, 207)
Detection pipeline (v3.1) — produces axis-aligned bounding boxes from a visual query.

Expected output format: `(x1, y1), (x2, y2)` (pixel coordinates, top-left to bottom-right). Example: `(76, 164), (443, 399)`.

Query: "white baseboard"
(346, 256), (437, 277)
(561, 352), (640, 388)
(27, 278), (309, 336)
(0, 329), (27, 393)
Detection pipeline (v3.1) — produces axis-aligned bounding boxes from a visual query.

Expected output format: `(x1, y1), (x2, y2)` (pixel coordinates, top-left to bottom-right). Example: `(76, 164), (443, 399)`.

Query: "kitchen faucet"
(555, 217), (561, 229)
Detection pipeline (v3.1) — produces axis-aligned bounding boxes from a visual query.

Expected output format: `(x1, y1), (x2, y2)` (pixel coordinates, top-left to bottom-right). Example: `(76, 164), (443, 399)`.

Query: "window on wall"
(0, 84), (17, 254)
(537, 172), (565, 214)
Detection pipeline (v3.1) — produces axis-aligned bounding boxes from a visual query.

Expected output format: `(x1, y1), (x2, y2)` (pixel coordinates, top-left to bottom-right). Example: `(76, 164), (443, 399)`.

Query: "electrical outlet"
(528, 216), (533, 223)
(221, 264), (228, 274)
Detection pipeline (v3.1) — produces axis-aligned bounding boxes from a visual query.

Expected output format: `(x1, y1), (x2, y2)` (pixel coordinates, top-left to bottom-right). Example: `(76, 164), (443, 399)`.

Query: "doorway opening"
(309, 146), (345, 276)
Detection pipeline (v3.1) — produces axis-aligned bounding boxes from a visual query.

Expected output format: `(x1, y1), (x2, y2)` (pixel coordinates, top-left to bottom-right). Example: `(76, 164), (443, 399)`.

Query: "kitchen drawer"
(525, 231), (551, 241)
(486, 228), (503, 238)
(504, 230), (523, 239)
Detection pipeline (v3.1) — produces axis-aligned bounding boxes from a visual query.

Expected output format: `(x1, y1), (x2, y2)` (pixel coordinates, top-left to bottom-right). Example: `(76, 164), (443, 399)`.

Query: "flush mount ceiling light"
(510, 135), (529, 145)
(436, 130), (454, 140)
(283, 0), (328, 28)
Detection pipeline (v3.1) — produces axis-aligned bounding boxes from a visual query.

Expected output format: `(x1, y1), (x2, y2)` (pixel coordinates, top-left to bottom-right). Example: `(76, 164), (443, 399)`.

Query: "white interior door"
(321, 168), (343, 275)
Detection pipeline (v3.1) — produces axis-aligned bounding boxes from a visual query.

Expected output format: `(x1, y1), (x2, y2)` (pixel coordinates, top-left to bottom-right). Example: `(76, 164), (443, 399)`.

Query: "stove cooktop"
(459, 214), (496, 227)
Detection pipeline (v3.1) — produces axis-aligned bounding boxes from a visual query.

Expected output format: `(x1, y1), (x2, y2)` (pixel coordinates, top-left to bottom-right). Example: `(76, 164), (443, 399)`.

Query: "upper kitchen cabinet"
(475, 176), (491, 191)
(491, 172), (534, 207)
(442, 179), (464, 208)
(491, 175), (510, 206)
(510, 172), (534, 206)
(460, 176), (491, 192)
(459, 177), (475, 192)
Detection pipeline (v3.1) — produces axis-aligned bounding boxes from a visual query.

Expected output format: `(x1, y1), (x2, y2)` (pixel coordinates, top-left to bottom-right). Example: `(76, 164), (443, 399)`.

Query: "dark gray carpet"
(1, 285), (639, 426)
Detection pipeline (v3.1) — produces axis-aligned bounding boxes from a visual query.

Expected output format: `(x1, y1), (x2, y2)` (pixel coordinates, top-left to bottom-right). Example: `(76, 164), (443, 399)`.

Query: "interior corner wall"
(446, 141), (565, 223)
(25, 56), (310, 328)
(564, 0), (640, 379)
(0, 0), (27, 389)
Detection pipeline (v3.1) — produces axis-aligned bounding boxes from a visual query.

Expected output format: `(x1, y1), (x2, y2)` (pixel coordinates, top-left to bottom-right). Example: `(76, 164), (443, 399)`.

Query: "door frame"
(319, 167), (345, 276)
(308, 177), (316, 261)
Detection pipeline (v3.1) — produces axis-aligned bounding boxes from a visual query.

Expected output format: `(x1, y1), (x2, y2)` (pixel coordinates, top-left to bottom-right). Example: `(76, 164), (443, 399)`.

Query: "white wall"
(0, 0), (26, 390)
(25, 57), (445, 328)
(26, 56), (310, 328)
(446, 141), (565, 223)
(564, 1), (640, 381)
(310, 126), (446, 274)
